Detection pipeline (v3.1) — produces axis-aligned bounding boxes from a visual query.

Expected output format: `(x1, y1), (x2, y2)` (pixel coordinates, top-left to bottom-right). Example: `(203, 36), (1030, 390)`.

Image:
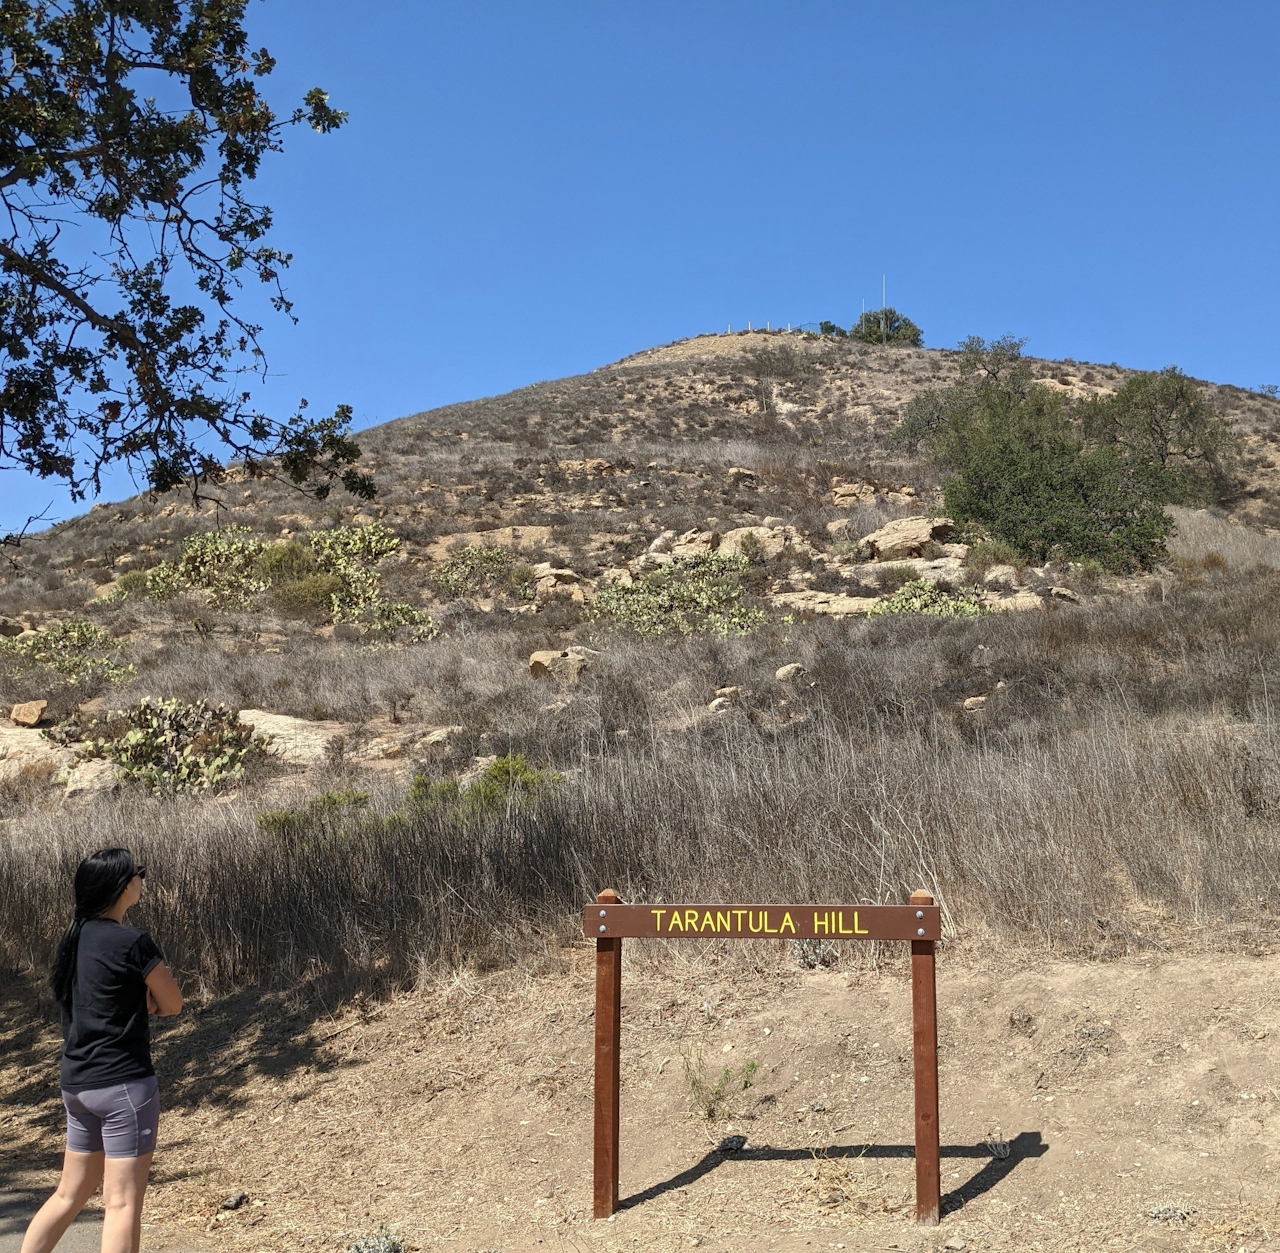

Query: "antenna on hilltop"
(881, 274), (887, 345)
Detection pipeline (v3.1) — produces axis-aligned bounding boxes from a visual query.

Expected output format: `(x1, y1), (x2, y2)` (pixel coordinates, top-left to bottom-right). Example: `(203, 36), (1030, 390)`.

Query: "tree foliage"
(1079, 367), (1238, 504)
(850, 307), (923, 347)
(897, 336), (1179, 571)
(0, 1), (371, 502)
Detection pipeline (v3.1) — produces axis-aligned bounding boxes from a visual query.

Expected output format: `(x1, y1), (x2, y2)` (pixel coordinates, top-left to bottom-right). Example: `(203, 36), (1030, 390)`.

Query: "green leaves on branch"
(0, 1), (365, 503)
(588, 553), (764, 637)
(894, 337), (1236, 572)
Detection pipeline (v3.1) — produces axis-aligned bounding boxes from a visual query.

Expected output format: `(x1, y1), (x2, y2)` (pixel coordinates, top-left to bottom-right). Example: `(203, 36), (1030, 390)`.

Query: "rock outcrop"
(857, 516), (954, 562)
(237, 709), (348, 767)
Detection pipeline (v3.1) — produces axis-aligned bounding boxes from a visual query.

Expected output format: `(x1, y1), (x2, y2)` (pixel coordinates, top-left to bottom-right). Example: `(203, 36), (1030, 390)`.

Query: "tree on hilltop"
(850, 307), (923, 347)
(0, 0), (371, 512)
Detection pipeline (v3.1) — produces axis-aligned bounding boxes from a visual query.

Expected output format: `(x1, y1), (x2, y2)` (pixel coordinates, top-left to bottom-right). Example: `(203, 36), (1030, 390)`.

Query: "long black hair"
(50, 848), (139, 1012)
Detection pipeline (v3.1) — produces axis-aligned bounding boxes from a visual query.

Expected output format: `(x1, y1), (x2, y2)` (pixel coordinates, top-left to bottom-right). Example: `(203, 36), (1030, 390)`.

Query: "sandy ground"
(6, 942), (1280, 1253)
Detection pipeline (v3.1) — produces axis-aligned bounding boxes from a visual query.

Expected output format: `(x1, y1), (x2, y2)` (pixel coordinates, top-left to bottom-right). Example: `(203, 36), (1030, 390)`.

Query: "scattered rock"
(670, 529), (720, 559)
(830, 479), (877, 507)
(64, 758), (119, 803)
(707, 696), (734, 713)
(775, 663), (808, 683)
(1050, 586), (1081, 603)
(419, 725), (464, 747)
(10, 699), (48, 727)
(963, 695), (988, 712)
(531, 563), (583, 605)
(762, 516), (787, 529)
(771, 590), (879, 617)
(944, 1240), (968, 1251)
(528, 648), (593, 684)
(457, 754), (498, 787)
(220, 1192), (249, 1212)
(714, 686), (742, 700)
(237, 710), (349, 768)
(983, 563), (1020, 590)
(857, 516), (954, 562)
(647, 530), (678, 554)
(726, 466), (756, 485)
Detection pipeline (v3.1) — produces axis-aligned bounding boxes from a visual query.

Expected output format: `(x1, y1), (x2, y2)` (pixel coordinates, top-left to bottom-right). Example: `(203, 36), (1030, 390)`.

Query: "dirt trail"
(5, 946), (1280, 1252)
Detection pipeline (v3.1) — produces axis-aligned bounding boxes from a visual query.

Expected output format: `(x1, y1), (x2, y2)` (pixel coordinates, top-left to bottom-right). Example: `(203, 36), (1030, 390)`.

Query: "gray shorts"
(63, 1076), (160, 1158)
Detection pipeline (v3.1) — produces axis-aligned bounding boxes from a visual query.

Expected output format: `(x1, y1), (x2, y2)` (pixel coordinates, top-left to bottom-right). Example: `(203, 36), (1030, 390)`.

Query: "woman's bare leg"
(99, 1153), (152, 1253)
(19, 1150), (105, 1253)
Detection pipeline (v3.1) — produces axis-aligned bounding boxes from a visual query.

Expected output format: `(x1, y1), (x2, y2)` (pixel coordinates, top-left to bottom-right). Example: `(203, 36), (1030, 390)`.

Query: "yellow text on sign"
(812, 910), (869, 935)
(649, 908), (800, 935)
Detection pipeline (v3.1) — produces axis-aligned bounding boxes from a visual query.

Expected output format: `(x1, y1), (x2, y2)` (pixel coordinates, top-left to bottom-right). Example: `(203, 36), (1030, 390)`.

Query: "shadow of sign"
(618, 1130), (1047, 1214)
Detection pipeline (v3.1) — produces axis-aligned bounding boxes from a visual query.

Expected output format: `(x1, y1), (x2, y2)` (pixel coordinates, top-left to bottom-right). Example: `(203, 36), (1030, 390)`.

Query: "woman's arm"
(145, 963), (183, 1016)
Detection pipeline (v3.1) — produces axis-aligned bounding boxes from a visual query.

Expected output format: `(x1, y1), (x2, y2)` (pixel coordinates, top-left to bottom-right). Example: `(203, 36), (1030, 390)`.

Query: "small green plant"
(406, 753), (561, 818)
(868, 579), (991, 619)
(681, 1047), (759, 1121)
(77, 699), (267, 793)
(257, 540), (318, 585)
(257, 788), (372, 839)
(110, 569), (152, 600)
(145, 527), (267, 607)
(269, 572), (345, 620)
(429, 544), (535, 601)
(589, 552), (764, 637)
(872, 563), (919, 594)
(0, 619), (132, 683)
(967, 540), (1023, 572)
(345, 1228), (405, 1253)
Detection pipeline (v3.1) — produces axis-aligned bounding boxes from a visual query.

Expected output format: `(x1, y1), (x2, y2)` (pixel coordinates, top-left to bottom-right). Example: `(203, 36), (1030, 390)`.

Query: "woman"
(21, 848), (183, 1253)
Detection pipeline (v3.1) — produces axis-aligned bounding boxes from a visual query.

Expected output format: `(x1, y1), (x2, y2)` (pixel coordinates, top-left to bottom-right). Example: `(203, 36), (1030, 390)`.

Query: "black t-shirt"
(60, 918), (164, 1093)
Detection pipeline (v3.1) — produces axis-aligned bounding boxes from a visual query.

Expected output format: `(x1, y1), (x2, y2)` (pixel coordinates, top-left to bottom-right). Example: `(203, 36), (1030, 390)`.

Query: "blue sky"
(3, 1), (1278, 530)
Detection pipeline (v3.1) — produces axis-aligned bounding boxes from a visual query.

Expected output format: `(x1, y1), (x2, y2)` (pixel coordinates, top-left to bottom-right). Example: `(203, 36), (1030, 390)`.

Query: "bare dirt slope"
(6, 944), (1280, 1253)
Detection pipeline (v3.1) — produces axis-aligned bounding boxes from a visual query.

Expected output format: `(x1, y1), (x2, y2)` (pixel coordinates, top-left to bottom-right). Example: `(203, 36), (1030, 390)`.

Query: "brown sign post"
(585, 889), (943, 1225)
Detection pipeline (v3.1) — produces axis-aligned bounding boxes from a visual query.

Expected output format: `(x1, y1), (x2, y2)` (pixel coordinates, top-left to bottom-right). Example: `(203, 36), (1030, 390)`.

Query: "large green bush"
(900, 336), (1173, 571)
(77, 699), (266, 793)
(588, 553), (764, 637)
(0, 619), (132, 683)
(146, 527), (266, 607)
(429, 545), (534, 601)
(850, 307), (923, 347)
(867, 579), (991, 619)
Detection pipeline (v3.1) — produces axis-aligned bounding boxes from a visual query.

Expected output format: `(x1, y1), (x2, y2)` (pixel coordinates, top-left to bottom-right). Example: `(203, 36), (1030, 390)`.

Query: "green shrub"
(968, 540), (1023, 572)
(346, 1229), (404, 1253)
(0, 619), (132, 683)
(818, 320), (847, 338)
(257, 540), (318, 585)
(867, 579), (991, 619)
(146, 527), (266, 607)
(111, 569), (152, 600)
(77, 698), (266, 793)
(306, 523), (438, 640)
(429, 545), (534, 600)
(257, 789), (372, 839)
(588, 552), (764, 637)
(406, 753), (560, 819)
(269, 573), (345, 620)
(850, 307), (923, 347)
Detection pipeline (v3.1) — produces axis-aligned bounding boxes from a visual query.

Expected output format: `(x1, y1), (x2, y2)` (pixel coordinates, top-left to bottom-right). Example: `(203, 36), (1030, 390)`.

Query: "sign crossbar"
(586, 890), (943, 1226)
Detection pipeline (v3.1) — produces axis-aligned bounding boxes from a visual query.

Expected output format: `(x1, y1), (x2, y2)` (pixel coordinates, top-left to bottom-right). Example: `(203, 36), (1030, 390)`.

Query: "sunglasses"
(134, 865), (147, 880)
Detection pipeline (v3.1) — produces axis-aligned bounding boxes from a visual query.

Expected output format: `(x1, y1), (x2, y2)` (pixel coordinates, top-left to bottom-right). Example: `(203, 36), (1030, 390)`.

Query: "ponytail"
(50, 848), (139, 1012)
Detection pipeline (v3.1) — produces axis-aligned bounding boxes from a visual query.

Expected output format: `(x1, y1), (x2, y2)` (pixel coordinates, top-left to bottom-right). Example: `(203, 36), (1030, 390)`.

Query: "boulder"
(529, 648), (592, 684)
(531, 563), (583, 605)
(670, 529), (720, 559)
(982, 564), (1020, 590)
(1050, 586), (1081, 604)
(830, 480), (876, 507)
(647, 530), (678, 554)
(64, 758), (119, 803)
(857, 516), (954, 562)
(990, 589), (1045, 613)
(726, 466), (757, 486)
(707, 696), (734, 713)
(0, 726), (74, 784)
(775, 663), (808, 683)
(714, 686), (743, 701)
(962, 695), (988, 712)
(0, 616), (24, 638)
(10, 699), (48, 727)
(237, 709), (349, 767)
(419, 724), (464, 747)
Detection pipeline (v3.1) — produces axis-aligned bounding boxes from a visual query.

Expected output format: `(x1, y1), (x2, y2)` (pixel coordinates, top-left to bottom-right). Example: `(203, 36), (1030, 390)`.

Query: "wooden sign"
(586, 902), (941, 941)
(587, 890), (943, 1226)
